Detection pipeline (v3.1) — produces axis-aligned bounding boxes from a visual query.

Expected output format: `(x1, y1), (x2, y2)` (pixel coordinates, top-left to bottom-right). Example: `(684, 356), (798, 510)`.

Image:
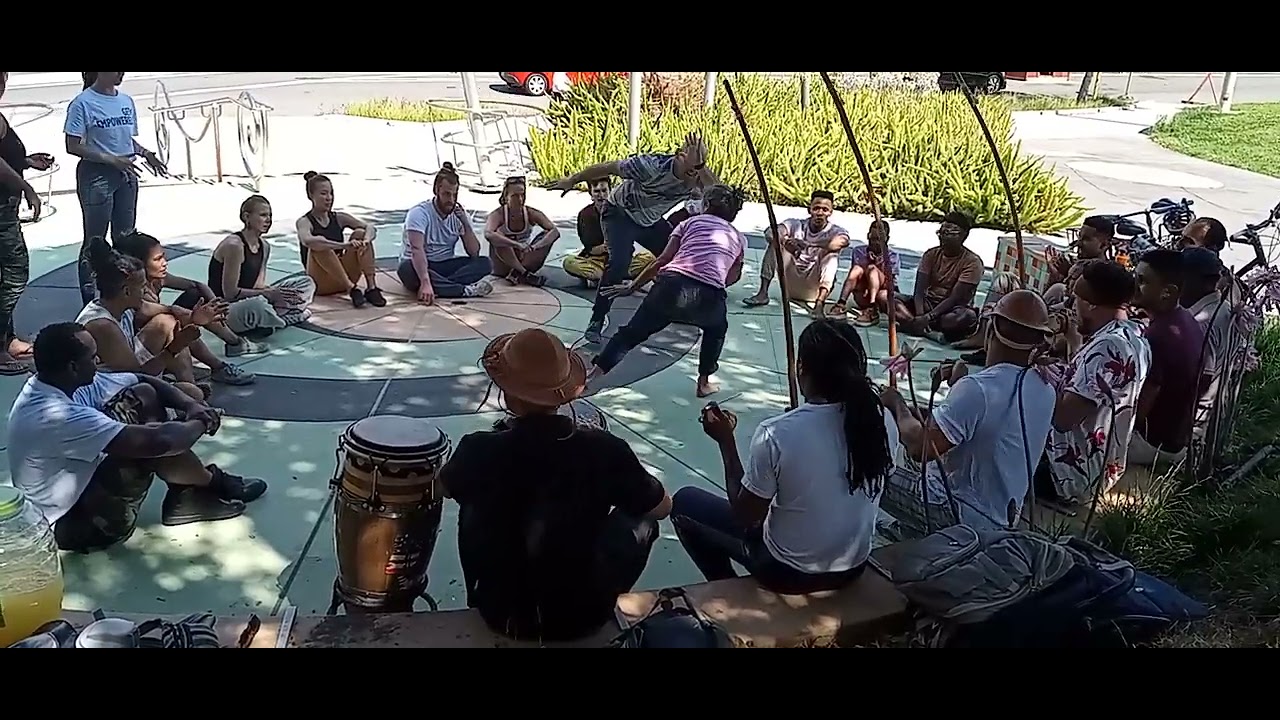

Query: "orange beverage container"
(0, 487), (65, 647)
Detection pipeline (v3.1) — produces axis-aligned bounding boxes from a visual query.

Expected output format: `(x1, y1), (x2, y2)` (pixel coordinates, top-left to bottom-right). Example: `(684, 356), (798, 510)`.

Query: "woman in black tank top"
(208, 195), (316, 333)
(294, 171), (386, 308)
(0, 72), (58, 373)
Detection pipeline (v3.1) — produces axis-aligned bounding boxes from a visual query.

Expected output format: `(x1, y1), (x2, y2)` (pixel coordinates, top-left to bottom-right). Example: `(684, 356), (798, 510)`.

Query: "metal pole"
(800, 73), (810, 110)
(703, 72), (717, 108)
(1220, 72), (1239, 113)
(628, 72), (643, 151)
(1123, 72), (1134, 98)
(459, 72), (495, 187)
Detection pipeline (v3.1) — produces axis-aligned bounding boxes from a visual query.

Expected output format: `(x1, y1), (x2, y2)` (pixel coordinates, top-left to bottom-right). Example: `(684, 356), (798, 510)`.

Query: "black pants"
(594, 272), (728, 377)
(465, 508), (659, 642)
(670, 486), (867, 595)
(590, 204), (673, 324)
(0, 197), (29, 347)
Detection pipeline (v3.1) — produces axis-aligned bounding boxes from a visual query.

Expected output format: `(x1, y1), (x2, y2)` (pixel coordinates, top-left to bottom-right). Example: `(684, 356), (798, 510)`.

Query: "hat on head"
(481, 328), (588, 409)
(990, 289), (1052, 335)
(1182, 246), (1224, 278)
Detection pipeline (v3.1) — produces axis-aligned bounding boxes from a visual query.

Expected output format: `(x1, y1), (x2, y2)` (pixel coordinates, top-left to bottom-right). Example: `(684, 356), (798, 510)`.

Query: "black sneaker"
(208, 464), (267, 503)
(160, 486), (246, 527)
(349, 288), (367, 308)
(364, 288), (387, 308)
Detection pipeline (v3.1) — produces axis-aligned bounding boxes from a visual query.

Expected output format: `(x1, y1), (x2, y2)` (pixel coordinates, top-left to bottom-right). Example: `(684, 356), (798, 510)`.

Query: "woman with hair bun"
(672, 319), (900, 594)
(295, 171), (386, 309)
(483, 176), (561, 286)
(64, 72), (168, 304)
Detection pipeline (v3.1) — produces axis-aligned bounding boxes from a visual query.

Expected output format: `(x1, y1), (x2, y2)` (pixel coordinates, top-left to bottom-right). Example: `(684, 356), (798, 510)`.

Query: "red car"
(499, 72), (624, 97)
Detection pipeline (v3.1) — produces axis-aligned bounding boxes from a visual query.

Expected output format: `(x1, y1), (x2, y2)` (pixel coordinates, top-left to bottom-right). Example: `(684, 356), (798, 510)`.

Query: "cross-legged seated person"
(398, 162), (494, 304)
(881, 291), (1056, 529)
(6, 322), (266, 553)
(113, 232), (258, 390)
(592, 185), (747, 398)
(295, 171), (386, 309)
(485, 176), (561, 287)
(1037, 261), (1151, 505)
(744, 190), (850, 318)
(199, 195), (316, 336)
(563, 177), (655, 288)
(830, 219), (901, 326)
(550, 132), (718, 345)
(438, 328), (671, 641)
(1128, 249), (1206, 467)
(76, 238), (222, 401)
(895, 211), (983, 342)
(671, 320), (900, 594)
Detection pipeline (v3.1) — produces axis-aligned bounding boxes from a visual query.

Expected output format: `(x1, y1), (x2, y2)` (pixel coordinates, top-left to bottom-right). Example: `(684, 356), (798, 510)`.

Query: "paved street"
(2, 72), (551, 116)
(1009, 72), (1280, 104)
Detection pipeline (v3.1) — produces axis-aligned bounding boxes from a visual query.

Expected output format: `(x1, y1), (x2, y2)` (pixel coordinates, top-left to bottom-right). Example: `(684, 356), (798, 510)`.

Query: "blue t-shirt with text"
(64, 88), (139, 158)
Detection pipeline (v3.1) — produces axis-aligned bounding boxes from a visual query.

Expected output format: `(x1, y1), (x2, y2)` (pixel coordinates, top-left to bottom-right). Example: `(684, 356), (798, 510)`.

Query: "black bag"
(609, 587), (735, 648)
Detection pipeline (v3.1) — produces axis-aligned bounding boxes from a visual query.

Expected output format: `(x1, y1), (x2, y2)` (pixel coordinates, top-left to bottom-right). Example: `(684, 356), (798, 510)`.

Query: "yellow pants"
(562, 250), (654, 282)
(307, 243), (376, 296)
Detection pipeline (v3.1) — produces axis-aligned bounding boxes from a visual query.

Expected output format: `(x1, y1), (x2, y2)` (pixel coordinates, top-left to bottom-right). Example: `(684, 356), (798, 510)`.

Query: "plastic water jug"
(0, 487), (65, 647)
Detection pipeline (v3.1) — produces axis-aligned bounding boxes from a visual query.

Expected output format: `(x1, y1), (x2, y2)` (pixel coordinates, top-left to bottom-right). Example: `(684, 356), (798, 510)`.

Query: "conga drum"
(330, 415), (451, 614)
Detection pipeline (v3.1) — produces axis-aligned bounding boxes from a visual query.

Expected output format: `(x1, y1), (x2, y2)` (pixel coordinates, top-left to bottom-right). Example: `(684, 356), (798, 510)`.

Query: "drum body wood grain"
(333, 415), (451, 613)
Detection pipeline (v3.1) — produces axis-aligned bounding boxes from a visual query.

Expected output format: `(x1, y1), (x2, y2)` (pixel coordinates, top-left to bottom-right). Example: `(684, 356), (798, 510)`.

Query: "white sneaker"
(463, 279), (494, 298)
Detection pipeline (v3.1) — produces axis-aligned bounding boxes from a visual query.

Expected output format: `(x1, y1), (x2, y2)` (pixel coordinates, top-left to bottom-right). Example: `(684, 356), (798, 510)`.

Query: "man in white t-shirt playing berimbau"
(880, 290), (1057, 529)
(6, 322), (266, 553)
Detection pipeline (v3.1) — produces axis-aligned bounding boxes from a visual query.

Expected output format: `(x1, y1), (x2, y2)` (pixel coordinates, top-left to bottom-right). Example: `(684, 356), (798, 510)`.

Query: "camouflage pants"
(54, 387), (159, 553)
(0, 197), (29, 346)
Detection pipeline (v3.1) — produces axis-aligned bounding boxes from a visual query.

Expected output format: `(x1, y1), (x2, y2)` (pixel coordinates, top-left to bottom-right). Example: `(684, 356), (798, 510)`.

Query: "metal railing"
(422, 99), (542, 192)
(149, 80), (274, 190)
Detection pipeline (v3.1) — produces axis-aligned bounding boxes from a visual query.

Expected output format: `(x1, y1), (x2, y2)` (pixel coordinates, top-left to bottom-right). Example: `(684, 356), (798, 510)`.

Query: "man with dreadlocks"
(882, 290), (1056, 529)
(670, 319), (900, 594)
(592, 185), (748, 398)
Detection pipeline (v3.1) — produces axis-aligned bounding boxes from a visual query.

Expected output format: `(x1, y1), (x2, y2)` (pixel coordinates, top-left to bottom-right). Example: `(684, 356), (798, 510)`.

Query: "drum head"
(348, 416), (446, 457)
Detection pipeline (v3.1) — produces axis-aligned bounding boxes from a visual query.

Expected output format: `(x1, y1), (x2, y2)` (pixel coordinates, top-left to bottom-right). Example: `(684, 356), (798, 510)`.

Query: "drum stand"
(326, 580), (440, 616)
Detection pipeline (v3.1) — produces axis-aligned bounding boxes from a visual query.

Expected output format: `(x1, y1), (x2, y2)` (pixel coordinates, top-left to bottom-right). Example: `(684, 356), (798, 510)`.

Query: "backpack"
(939, 536), (1209, 648)
(609, 588), (736, 649)
(891, 524), (1076, 626)
(890, 525), (1209, 647)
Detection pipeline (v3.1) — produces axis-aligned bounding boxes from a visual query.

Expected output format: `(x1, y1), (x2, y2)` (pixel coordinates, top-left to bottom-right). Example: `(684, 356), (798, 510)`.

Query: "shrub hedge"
(528, 74), (1086, 233)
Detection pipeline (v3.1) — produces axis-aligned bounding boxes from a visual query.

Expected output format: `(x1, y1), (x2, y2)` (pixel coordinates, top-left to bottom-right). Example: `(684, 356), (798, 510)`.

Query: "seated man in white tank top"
(484, 176), (561, 287)
(744, 190), (850, 318)
(399, 163), (494, 305)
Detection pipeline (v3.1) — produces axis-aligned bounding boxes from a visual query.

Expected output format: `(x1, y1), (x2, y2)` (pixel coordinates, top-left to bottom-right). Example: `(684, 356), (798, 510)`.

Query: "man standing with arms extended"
(551, 133), (719, 344)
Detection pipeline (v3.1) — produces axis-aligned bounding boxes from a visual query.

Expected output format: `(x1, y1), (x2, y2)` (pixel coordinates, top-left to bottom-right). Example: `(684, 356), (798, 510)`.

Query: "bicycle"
(1095, 197), (1196, 263)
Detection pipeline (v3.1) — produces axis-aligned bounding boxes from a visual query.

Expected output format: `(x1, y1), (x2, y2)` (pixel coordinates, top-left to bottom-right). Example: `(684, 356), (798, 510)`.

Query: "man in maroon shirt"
(1129, 249), (1207, 466)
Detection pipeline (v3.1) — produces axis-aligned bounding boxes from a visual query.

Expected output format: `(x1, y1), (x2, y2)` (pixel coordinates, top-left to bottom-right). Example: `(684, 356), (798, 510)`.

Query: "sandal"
(0, 358), (31, 376)
(828, 301), (848, 317)
(742, 295), (770, 308)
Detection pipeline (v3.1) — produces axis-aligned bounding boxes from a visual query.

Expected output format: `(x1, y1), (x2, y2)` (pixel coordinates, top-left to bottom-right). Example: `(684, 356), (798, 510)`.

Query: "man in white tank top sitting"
(880, 290), (1057, 529)
(399, 163), (494, 305)
(743, 190), (851, 318)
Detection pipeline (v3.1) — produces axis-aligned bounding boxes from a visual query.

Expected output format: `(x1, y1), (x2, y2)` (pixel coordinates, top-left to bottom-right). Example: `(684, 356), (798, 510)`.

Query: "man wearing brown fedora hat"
(437, 327), (673, 642)
(882, 289), (1057, 529)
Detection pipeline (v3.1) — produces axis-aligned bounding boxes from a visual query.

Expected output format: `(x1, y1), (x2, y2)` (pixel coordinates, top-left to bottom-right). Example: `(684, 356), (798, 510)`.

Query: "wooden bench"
(615, 552), (909, 648)
(286, 608), (618, 648)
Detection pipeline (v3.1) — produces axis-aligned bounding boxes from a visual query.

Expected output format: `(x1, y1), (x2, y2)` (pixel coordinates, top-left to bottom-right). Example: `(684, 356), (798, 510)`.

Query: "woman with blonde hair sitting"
(484, 176), (561, 287)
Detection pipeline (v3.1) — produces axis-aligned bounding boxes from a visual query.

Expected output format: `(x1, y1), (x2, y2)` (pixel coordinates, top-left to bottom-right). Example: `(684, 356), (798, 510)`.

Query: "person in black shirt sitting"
(438, 327), (673, 642)
(562, 177), (656, 288)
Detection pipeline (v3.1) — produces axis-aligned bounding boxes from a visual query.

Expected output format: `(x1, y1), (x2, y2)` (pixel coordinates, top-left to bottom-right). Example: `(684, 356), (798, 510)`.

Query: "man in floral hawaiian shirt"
(1040, 260), (1152, 504)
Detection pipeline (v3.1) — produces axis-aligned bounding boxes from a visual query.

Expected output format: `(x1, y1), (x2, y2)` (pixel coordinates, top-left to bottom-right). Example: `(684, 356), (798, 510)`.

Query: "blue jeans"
(594, 272), (728, 377)
(670, 486), (867, 595)
(590, 204), (673, 324)
(397, 256), (492, 299)
(76, 160), (139, 303)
